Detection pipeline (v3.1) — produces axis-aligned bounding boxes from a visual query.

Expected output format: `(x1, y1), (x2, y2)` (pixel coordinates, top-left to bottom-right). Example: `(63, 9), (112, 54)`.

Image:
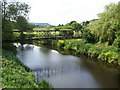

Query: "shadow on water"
(15, 42), (119, 88)
(78, 55), (119, 88)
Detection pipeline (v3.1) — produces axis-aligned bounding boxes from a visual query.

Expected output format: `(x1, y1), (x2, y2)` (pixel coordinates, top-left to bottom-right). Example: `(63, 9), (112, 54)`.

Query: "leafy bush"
(2, 43), (17, 55)
(38, 80), (53, 88)
(57, 40), (64, 48)
(57, 39), (119, 65)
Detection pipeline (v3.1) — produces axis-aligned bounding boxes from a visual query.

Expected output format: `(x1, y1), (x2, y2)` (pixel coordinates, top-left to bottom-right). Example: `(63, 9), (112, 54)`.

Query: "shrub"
(57, 40), (64, 48)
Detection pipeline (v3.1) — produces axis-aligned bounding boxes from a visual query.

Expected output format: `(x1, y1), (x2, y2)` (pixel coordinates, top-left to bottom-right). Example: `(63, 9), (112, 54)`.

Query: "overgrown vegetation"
(56, 39), (119, 65)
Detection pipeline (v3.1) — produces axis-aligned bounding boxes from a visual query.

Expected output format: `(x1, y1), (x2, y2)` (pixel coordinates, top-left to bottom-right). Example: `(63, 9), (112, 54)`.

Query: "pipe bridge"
(3, 30), (82, 42)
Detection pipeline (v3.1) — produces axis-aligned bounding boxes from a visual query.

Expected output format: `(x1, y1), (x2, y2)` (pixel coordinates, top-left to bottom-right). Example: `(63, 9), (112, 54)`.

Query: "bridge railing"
(2, 30), (81, 41)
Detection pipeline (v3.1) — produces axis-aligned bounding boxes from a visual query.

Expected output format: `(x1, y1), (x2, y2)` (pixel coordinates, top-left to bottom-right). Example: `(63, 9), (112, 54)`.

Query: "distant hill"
(31, 23), (52, 27)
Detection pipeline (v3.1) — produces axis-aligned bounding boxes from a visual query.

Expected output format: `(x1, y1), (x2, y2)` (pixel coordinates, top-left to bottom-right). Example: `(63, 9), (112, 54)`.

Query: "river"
(16, 44), (119, 88)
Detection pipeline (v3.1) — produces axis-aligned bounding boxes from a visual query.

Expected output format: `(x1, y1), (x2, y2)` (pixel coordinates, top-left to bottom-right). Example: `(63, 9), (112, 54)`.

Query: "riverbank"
(27, 40), (119, 88)
(54, 39), (120, 66)
(1, 50), (52, 88)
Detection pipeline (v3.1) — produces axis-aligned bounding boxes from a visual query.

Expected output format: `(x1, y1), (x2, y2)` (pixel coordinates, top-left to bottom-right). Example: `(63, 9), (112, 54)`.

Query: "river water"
(16, 44), (119, 88)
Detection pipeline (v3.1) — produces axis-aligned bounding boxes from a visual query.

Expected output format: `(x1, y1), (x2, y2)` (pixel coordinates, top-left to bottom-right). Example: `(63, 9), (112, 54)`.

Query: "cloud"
(16, 0), (119, 25)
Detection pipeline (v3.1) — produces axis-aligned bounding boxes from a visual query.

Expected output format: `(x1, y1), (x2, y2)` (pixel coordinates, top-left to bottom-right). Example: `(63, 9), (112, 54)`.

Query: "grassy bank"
(1, 50), (52, 88)
(56, 39), (120, 66)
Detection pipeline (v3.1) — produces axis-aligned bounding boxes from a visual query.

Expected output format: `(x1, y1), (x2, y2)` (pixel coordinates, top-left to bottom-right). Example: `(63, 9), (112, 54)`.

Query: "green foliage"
(2, 1), (31, 31)
(88, 2), (120, 45)
(38, 80), (53, 88)
(1, 50), (52, 88)
(2, 1), (30, 20)
(65, 21), (82, 30)
(82, 27), (98, 43)
(1, 50), (37, 88)
(2, 1), (32, 51)
(2, 43), (17, 55)
(112, 30), (120, 48)
(54, 27), (60, 31)
(58, 39), (119, 65)
(48, 21), (83, 31)
(96, 45), (117, 63)
(16, 16), (29, 31)
(2, 19), (15, 41)
(57, 40), (64, 48)
(27, 23), (35, 30)
(70, 21), (82, 30)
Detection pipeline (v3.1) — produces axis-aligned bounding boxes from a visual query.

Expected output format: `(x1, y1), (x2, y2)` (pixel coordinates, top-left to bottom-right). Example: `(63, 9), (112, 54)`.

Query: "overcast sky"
(11, 0), (119, 25)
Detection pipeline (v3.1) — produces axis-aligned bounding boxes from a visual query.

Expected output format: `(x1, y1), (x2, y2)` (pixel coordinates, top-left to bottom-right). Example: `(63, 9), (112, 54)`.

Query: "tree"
(2, 0), (31, 51)
(2, 0), (30, 21)
(82, 26), (98, 43)
(88, 2), (120, 45)
(69, 21), (82, 30)
(16, 16), (28, 31)
(81, 21), (90, 26)
(2, 0), (30, 29)
(2, 0), (31, 31)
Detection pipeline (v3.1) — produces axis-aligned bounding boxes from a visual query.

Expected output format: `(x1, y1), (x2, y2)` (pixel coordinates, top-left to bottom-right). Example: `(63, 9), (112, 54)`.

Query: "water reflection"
(79, 55), (119, 88)
(16, 44), (118, 88)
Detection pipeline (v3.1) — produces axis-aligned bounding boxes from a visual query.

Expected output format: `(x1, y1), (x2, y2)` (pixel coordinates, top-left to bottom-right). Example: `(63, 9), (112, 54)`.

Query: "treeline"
(52, 2), (120, 65)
